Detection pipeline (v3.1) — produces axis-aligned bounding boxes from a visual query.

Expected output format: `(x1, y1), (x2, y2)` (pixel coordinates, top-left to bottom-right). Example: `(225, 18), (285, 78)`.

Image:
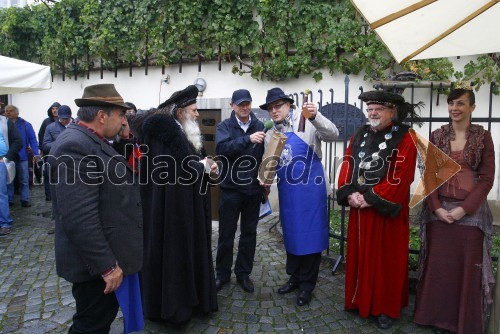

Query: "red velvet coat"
(337, 125), (417, 318)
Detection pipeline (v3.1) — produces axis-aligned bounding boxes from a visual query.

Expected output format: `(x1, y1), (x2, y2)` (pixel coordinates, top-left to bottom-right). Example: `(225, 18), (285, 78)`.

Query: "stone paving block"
(259, 315), (273, 324)
(259, 323), (275, 331)
(274, 315), (288, 325)
(22, 312), (40, 322)
(41, 312), (52, 320)
(231, 300), (245, 308)
(51, 307), (74, 325)
(218, 311), (232, 321)
(24, 305), (41, 314)
(244, 300), (259, 308)
(217, 320), (234, 329)
(21, 321), (60, 334)
(231, 312), (245, 323)
(232, 321), (246, 331)
(267, 306), (283, 316)
(2, 316), (22, 333)
(339, 318), (358, 329)
(245, 314), (258, 324)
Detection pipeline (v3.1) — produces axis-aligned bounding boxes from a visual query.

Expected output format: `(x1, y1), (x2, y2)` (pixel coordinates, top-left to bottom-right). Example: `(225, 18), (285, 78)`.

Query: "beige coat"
(265, 108), (339, 194)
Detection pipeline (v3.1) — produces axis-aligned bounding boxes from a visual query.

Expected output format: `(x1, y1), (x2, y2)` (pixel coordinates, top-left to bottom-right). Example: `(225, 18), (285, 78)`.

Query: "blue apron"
(276, 132), (329, 255)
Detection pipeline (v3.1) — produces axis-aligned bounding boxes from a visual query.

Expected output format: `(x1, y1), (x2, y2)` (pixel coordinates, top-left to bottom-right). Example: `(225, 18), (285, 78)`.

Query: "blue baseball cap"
(58, 105), (72, 119)
(231, 89), (252, 106)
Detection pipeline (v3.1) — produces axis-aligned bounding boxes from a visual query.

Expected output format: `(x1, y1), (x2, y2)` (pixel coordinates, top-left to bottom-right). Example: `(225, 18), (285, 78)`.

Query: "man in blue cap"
(214, 89), (266, 293)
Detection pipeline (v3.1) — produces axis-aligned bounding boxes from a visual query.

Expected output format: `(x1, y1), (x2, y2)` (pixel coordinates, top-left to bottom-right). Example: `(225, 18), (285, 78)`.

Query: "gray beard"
(182, 118), (203, 152)
(369, 119), (381, 128)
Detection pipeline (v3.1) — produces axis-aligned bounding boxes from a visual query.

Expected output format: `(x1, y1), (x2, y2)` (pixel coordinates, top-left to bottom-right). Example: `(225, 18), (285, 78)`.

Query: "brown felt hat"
(75, 84), (129, 109)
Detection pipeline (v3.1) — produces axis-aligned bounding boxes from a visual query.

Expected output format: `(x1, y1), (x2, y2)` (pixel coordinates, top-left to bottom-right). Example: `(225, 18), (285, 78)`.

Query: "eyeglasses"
(366, 107), (388, 114)
(267, 102), (286, 112)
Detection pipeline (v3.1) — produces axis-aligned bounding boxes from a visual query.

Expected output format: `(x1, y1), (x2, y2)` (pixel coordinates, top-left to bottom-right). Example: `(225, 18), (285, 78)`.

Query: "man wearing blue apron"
(260, 88), (339, 306)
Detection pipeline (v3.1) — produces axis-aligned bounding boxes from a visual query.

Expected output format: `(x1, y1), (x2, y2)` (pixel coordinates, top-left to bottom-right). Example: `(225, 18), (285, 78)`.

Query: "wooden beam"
(371, 0), (437, 29)
(402, 0), (498, 62)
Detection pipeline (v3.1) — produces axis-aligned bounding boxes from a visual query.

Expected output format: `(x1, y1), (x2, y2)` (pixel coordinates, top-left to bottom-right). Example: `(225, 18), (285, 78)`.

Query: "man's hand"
(249, 131), (266, 144)
(301, 102), (317, 119)
(103, 265), (123, 294)
(347, 192), (362, 208)
(207, 158), (219, 177)
(357, 194), (372, 208)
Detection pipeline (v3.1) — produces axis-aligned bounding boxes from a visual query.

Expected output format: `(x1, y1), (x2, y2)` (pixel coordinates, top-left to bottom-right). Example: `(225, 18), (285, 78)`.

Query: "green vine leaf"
(0, 0), (497, 93)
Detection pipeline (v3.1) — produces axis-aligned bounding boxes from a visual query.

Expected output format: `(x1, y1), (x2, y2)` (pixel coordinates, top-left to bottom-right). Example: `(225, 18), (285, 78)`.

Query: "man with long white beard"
(134, 85), (218, 325)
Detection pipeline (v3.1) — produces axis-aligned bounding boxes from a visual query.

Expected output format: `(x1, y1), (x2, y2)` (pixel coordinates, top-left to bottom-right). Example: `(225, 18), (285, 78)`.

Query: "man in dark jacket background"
(42, 105), (72, 154)
(214, 89), (266, 293)
(38, 102), (60, 201)
(42, 105), (72, 234)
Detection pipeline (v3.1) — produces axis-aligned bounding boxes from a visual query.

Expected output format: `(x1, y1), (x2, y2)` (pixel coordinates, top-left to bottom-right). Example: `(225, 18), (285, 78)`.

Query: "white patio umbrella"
(350, 0), (500, 63)
(0, 55), (52, 94)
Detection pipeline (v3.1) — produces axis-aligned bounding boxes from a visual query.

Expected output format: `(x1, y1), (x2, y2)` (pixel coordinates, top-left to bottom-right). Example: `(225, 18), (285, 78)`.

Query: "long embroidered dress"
(414, 124), (495, 334)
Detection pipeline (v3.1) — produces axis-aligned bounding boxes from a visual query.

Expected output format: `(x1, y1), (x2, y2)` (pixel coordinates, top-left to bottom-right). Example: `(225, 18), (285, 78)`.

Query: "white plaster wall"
(7, 60), (372, 131)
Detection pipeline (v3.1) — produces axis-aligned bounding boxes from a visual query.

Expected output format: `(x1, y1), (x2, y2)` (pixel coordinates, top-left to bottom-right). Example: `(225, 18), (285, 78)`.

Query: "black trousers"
(216, 190), (261, 281)
(69, 279), (119, 334)
(286, 252), (322, 293)
(42, 156), (51, 199)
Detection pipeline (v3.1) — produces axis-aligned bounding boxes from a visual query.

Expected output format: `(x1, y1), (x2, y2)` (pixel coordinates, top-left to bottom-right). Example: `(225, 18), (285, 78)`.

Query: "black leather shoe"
(296, 290), (312, 306)
(215, 277), (229, 291)
(277, 281), (299, 294)
(376, 314), (393, 329)
(21, 200), (31, 208)
(237, 278), (254, 293)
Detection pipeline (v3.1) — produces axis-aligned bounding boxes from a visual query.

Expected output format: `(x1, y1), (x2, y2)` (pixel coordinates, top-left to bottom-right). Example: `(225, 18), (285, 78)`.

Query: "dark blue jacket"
(43, 121), (68, 154)
(216, 111), (264, 195)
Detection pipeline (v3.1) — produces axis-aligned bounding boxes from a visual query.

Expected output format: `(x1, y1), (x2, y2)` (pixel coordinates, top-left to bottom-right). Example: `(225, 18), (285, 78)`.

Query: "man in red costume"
(336, 90), (420, 329)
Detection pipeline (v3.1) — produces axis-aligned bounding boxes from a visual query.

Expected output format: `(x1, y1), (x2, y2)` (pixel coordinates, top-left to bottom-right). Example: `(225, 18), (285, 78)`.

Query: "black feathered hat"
(359, 90), (423, 125)
(359, 90), (405, 107)
(158, 85), (199, 109)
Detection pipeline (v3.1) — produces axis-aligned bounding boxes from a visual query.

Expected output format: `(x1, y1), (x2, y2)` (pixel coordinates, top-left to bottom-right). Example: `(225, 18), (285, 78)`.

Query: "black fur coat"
(137, 113), (218, 323)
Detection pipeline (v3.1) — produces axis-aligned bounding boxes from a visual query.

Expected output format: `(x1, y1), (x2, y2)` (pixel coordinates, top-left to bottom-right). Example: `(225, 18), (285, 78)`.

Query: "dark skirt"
(414, 221), (483, 334)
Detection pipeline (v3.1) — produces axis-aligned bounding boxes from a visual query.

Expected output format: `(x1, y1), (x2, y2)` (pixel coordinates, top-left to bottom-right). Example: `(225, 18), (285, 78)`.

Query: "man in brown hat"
(49, 84), (143, 333)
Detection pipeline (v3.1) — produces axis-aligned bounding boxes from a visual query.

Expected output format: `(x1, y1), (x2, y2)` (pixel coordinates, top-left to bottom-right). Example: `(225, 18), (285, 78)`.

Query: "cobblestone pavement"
(0, 186), (433, 334)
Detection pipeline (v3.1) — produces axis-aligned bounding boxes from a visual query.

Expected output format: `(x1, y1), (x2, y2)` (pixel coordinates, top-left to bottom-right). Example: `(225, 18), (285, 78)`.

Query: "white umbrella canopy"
(350, 0), (500, 63)
(0, 55), (52, 94)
